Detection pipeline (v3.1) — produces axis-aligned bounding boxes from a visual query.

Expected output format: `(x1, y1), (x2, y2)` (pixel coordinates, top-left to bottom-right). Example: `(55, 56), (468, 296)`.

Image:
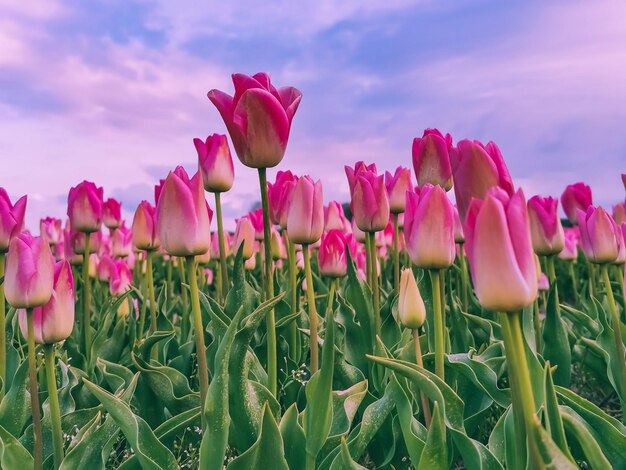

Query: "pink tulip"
(5, 233), (55, 308)
(452, 205), (464, 243)
(351, 172), (389, 233)
(67, 181), (103, 233)
(194, 133), (235, 193)
(40, 217), (62, 246)
(614, 223), (626, 264)
(559, 228), (579, 260)
(248, 208), (265, 241)
(538, 272), (550, 291)
(196, 250), (211, 265)
(132, 201), (159, 251)
(97, 254), (115, 281)
(208, 72), (302, 168)
(412, 129), (453, 191)
(404, 185), (455, 269)
(70, 228), (101, 255)
(210, 230), (231, 259)
(613, 201), (626, 224)
(270, 227), (287, 260)
(351, 218), (366, 243)
(452, 140), (514, 222)
(62, 229), (82, 265)
(287, 176), (324, 245)
(376, 219), (394, 247)
(345, 161), (377, 194)
(465, 188), (538, 312)
(0, 189), (27, 253)
(156, 166), (213, 256)
(17, 260), (74, 344)
(109, 259), (132, 296)
(234, 216), (255, 260)
(527, 195), (565, 256)
(111, 223), (133, 258)
(319, 229), (348, 278)
(154, 179), (166, 206)
(204, 268), (214, 286)
(561, 182), (592, 224)
(268, 170), (298, 229)
(324, 201), (346, 232)
(385, 167), (413, 214)
(245, 253), (256, 270)
(577, 206), (621, 263)
(103, 198), (122, 229)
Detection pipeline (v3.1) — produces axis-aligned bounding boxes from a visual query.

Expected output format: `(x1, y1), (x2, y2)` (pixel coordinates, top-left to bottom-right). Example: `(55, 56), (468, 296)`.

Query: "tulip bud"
(245, 253), (256, 270)
(351, 218), (366, 243)
(559, 228), (579, 261)
(345, 161), (377, 194)
(5, 233), (55, 308)
(538, 272), (549, 291)
(103, 198), (122, 229)
(195, 133), (235, 193)
(268, 171), (297, 229)
(527, 195), (565, 256)
(465, 188), (537, 312)
(17, 260), (74, 344)
(561, 183), (592, 225)
(109, 259), (132, 296)
(452, 205), (464, 243)
(319, 230), (348, 278)
(234, 216), (255, 260)
(0, 189), (27, 253)
(324, 201), (346, 232)
(385, 167), (413, 214)
(97, 254), (115, 281)
(111, 223), (133, 258)
(132, 201), (160, 251)
(577, 206), (620, 263)
(351, 171), (389, 233)
(287, 176), (324, 245)
(196, 250), (211, 265)
(412, 129), (453, 191)
(39, 217), (62, 246)
(404, 185), (455, 269)
(67, 181), (104, 233)
(270, 228), (286, 260)
(398, 269), (426, 329)
(156, 167), (212, 256)
(613, 202), (626, 224)
(248, 208), (265, 241)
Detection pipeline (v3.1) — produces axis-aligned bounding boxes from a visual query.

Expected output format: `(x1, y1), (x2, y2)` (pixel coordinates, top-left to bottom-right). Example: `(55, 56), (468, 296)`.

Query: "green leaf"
(528, 417), (577, 470)
(330, 437), (367, 470)
(417, 402), (447, 470)
(542, 284), (571, 386)
(0, 424), (33, 468)
(543, 363), (575, 462)
(0, 359), (30, 437)
(279, 404), (306, 470)
(560, 407), (612, 470)
(388, 375), (426, 464)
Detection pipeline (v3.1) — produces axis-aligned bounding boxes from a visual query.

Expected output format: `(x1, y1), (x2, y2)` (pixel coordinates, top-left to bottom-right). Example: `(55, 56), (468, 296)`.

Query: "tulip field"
(1, 72), (626, 470)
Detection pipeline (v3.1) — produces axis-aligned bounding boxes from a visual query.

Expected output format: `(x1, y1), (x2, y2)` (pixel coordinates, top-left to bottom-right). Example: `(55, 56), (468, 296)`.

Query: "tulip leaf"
(0, 359), (29, 438)
(528, 417), (577, 470)
(560, 407), (612, 469)
(543, 363), (575, 462)
(0, 424), (33, 469)
(417, 402), (447, 470)
(330, 437), (367, 470)
(542, 284), (572, 386)
(279, 404), (306, 470)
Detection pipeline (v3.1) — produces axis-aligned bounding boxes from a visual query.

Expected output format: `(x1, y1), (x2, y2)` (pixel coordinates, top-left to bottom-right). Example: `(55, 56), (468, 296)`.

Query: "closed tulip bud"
(559, 228), (579, 260)
(613, 202), (626, 224)
(385, 167), (413, 214)
(270, 228), (286, 260)
(17, 260), (74, 344)
(351, 218), (366, 243)
(538, 272), (549, 291)
(268, 171), (297, 228)
(345, 161), (377, 194)
(67, 181), (104, 233)
(351, 172), (390, 233)
(97, 254), (115, 281)
(412, 129), (453, 191)
(208, 72), (302, 168)
(234, 216), (255, 260)
(324, 201), (346, 232)
(404, 185), (455, 269)
(0, 189), (27, 253)
(132, 201), (159, 251)
(111, 223), (133, 258)
(452, 205), (464, 243)
(63, 229), (82, 265)
(248, 208), (265, 241)
(613, 224), (625, 264)
(527, 195), (565, 256)
(287, 176), (324, 245)
(109, 259), (132, 296)
(561, 183), (592, 225)
(465, 188), (538, 312)
(319, 230), (348, 278)
(156, 167), (213, 256)
(103, 198), (122, 229)
(195, 133), (235, 193)
(452, 140), (514, 222)
(398, 269), (426, 329)
(5, 233), (55, 308)
(70, 228), (100, 255)
(196, 250), (211, 265)
(245, 253), (256, 270)
(577, 206), (621, 263)
(40, 217), (62, 246)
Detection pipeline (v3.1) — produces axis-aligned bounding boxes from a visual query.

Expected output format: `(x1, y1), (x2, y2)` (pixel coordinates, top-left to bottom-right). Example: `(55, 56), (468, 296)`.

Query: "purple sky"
(0, 0), (625, 230)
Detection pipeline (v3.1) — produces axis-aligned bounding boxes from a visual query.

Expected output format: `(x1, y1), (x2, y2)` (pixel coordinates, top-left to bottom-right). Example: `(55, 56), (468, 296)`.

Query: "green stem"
(600, 264), (626, 422)
(186, 256), (209, 429)
(586, 259), (596, 298)
(327, 278), (337, 316)
(393, 214), (400, 294)
(215, 192), (230, 301)
(366, 232), (381, 337)
(258, 168), (277, 396)
(287, 237), (298, 361)
(43, 344), (64, 469)
(303, 245), (319, 374)
(568, 262), (578, 305)
(306, 452), (315, 470)
(0, 253), (5, 399)
(179, 259), (189, 342)
(82, 234), (91, 363)
(26, 309), (43, 470)
(429, 269), (445, 380)
(412, 328), (431, 428)
(459, 243), (469, 311)
(365, 232), (372, 290)
(146, 251), (157, 334)
(166, 258), (173, 309)
(533, 297), (542, 353)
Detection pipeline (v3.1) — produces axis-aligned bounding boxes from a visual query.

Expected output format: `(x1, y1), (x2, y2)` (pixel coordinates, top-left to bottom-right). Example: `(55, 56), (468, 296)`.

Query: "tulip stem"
(412, 328), (431, 428)
(459, 243), (469, 311)
(146, 251), (157, 334)
(214, 192), (230, 302)
(26, 309), (43, 470)
(287, 237), (299, 361)
(82, 234), (91, 363)
(186, 256), (209, 428)
(303, 245), (319, 374)
(179, 259), (189, 342)
(367, 232), (381, 337)
(258, 168), (277, 396)
(365, 232), (373, 290)
(0, 253), (5, 399)
(600, 265), (626, 421)
(429, 269), (445, 380)
(393, 215), (400, 295)
(43, 344), (64, 469)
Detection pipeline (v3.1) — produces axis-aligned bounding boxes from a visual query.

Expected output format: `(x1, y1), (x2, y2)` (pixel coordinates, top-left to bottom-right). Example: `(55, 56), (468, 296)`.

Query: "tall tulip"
(412, 129), (453, 190)
(319, 230), (348, 278)
(103, 198), (122, 229)
(324, 201), (346, 232)
(111, 222), (133, 258)
(234, 216), (255, 260)
(287, 176), (324, 245)
(577, 206), (620, 264)
(527, 196), (565, 256)
(132, 201), (159, 251)
(67, 181), (103, 233)
(386, 166), (413, 292)
(345, 161), (377, 194)
(561, 182), (592, 225)
(268, 170), (298, 229)
(40, 217), (62, 246)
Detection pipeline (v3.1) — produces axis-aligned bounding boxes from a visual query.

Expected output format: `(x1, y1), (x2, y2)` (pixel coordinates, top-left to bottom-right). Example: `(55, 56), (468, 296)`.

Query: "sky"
(1, 0), (625, 231)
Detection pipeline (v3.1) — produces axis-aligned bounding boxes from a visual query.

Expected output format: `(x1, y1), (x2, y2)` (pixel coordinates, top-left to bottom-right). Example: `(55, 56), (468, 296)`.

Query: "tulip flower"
(210, 230), (231, 259)
(559, 228), (579, 261)
(195, 133), (235, 193)
(452, 139), (514, 222)
(270, 228), (287, 260)
(351, 218), (366, 243)
(208, 72), (302, 169)
(561, 182), (592, 225)
(67, 181), (103, 233)
(196, 250), (211, 265)
(527, 195), (565, 256)
(97, 254), (115, 282)
(452, 205), (464, 244)
(132, 201), (159, 251)
(404, 185), (455, 269)
(614, 224), (625, 264)
(324, 201), (346, 232)
(109, 259), (132, 296)
(0, 188), (27, 253)
(351, 172), (390, 233)
(287, 176), (324, 245)
(465, 188), (538, 312)
(40, 217), (62, 246)
(156, 166), (213, 257)
(577, 206), (621, 264)
(154, 179), (166, 206)
(319, 230), (348, 278)
(268, 170), (298, 229)
(248, 208), (265, 241)
(103, 198), (122, 229)
(412, 129), (453, 191)
(345, 161), (377, 194)
(234, 216), (255, 260)
(613, 201), (626, 224)
(385, 167), (413, 214)
(398, 269), (426, 329)
(111, 223), (133, 258)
